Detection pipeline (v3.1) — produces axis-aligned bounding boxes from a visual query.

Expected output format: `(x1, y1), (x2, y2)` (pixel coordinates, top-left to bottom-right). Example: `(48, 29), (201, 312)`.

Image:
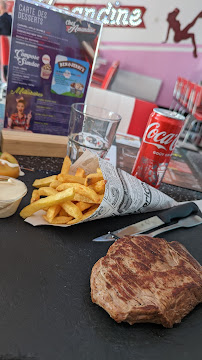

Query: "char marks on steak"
(90, 235), (202, 328)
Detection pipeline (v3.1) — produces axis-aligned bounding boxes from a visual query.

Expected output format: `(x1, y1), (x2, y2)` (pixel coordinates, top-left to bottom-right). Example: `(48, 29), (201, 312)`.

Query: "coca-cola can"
(132, 108), (185, 188)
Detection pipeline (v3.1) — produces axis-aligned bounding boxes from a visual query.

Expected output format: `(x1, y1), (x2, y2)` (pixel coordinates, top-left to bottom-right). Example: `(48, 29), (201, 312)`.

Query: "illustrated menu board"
(4, 0), (102, 136)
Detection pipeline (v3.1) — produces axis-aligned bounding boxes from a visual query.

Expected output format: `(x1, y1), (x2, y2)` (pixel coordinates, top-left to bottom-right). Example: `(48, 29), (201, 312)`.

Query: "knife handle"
(158, 202), (199, 224)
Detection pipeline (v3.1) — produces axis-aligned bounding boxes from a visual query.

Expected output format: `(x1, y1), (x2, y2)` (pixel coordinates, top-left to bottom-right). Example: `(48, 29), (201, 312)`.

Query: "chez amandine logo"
(65, 20), (96, 34)
(59, 2), (146, 28)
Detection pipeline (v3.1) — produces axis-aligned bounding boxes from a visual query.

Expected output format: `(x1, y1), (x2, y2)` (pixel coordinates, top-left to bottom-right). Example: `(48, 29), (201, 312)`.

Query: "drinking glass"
(67, 103), (121, 163)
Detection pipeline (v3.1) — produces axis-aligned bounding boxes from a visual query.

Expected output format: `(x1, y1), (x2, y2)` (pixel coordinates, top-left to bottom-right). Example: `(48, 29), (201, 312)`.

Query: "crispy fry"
(89, 180), (106, 194)
(72, 193), (97, 204)
(98, 194), (104, 203)
(58, 173), (85, 185)
(50, 180), (62, 189)
(67, 204), (99, 224)
(52, 216), (73, 224)
(97, 167), (102, 174)
(75, 167), (85, 178)
(72, 193), (103, 204)
(44, 215), (73, 224)
(57, 183), (100, 203)
(38, 187), (58, 197)
(33, 175), (57, 188)
(84, 173), (103, 186)
(76, 201), (92, 212)
(61, 156), (71, 175)
(61, 201), (82, 220)
(67, 217), (83, 225)
(59, 208), (68, 217)
(82, 205), (99, 220)
(30, 189), (40, 203)
(22, 158), (105, 226)
(46, 205), (61, 223)
(20, 188), (75, 219)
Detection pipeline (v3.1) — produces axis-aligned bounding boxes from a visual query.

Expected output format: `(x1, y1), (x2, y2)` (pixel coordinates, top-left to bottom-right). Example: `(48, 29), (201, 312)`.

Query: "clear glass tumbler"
(67, 103), (121, 163)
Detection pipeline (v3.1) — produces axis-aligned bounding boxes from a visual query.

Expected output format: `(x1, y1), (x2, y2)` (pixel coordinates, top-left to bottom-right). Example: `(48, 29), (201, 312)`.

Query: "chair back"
(0, 36), (10, 82)
(87, 87), (157, 138)
(127, 98), (157, 138)
(91, 61), (120, 89)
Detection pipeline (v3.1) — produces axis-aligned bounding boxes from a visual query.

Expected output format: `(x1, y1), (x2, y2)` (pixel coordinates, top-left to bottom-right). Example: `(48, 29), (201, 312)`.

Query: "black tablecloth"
(0, 169), (201, 360)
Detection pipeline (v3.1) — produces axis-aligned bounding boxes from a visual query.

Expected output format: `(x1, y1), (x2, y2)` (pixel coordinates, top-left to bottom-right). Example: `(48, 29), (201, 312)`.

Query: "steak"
(90, 235), (202, 328)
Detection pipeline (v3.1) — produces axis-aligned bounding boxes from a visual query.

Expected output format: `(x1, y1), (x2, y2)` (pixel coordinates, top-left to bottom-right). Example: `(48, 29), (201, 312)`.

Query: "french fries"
(46, 205), (61, 223)
(44, 215), (73, 224)
(88, 180), (106, 194)
(38, 187), (58, 197)
(75, 167), (85, 178)
(20, 188), (75, 219)
(61, 156), (71, 175)
(31, 189), (40, 203)
(32, 175), (57, 188)
(20, 156), (106, 225)
(84, 171), (103, 186)
(58, 173), (85, 185)
(50, 180), (62, 189)
(76, 202), (92, 212)
(56, 183), (100, 203)
(61, 201), (83, 220)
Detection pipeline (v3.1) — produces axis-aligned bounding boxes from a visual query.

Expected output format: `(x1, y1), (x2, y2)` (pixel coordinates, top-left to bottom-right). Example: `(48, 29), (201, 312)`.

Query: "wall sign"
(56, 2), (146, 28)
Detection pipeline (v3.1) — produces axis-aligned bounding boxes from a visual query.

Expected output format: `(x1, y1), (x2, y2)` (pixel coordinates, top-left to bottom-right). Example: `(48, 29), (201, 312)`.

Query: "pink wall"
(100, 43), (202, 107)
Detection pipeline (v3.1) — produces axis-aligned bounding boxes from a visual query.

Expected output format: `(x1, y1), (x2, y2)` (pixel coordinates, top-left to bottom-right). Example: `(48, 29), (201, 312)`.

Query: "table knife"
(92, 202), (199, 242)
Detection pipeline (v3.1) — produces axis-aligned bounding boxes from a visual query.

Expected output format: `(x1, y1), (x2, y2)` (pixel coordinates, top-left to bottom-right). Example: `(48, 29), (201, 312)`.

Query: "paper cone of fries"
(23, 150), (177, 226)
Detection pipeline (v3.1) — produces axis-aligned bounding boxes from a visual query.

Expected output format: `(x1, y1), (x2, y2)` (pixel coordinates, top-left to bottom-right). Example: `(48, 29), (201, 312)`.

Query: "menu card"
(4, 0), (102, 136)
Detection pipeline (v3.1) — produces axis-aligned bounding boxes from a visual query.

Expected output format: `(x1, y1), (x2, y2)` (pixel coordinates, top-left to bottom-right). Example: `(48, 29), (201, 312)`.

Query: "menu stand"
(1, 129), (67, 157)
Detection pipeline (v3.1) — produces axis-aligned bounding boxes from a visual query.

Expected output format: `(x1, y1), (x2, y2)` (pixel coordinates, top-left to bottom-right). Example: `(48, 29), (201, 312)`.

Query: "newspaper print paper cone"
(71, 150), (176, 221)
(25, 150), (177, 226)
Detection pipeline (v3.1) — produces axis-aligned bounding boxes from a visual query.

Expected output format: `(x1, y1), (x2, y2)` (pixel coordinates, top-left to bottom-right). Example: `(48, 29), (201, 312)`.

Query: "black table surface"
(0, 169), (201, 360)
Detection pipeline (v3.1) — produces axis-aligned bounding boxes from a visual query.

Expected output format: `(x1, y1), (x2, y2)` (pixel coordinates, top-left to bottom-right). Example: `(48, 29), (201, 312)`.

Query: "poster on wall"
(4, 0), (102, 135)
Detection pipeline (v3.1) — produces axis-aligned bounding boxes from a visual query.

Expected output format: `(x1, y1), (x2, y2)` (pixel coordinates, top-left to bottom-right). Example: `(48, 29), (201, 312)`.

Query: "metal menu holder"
(4, 0), (102, 136)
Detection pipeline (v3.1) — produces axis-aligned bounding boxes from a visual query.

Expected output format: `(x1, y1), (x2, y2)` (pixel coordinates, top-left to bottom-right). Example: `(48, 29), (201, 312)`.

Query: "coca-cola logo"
(143, 122), (179, 151)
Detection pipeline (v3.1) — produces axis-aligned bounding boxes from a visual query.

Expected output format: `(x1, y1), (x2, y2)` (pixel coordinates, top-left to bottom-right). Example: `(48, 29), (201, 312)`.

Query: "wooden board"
(1, 129), (67, 157)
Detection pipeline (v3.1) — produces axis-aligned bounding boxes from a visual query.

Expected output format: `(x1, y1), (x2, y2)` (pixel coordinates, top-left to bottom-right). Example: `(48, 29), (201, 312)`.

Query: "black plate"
(0, 171), (201, 360)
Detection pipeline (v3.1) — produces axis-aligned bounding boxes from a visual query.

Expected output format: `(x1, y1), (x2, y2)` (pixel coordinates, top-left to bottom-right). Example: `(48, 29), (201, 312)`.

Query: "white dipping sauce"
(0, 178), (26, 201)
(0, 177), (27, 217)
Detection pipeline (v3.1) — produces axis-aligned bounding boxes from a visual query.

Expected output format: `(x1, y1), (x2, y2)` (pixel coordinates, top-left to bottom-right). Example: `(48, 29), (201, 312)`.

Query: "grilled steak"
(90, 235), (202, 328)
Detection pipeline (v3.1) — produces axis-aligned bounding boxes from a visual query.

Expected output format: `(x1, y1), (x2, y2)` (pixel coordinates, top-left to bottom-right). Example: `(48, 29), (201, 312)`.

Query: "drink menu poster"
(4, 0), (102, 136)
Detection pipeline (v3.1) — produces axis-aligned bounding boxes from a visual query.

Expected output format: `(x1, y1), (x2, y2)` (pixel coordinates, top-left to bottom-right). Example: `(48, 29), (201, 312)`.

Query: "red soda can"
(132, 108), (185, 188)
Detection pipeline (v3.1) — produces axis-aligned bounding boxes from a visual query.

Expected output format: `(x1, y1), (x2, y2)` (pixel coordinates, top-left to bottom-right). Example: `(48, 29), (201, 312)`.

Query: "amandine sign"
(56, 2), (146, 28)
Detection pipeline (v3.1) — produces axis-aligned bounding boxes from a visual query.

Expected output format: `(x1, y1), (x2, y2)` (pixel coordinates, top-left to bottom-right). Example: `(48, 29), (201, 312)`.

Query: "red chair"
(181, 83), (202, 144)
(170, 77), (180, 111)
(0, 35), (10, 99)
(0, 35), (10, 81)
(91, 61), (120, 89)
(87, 86), (157, 139)
(127, 98), (157, 138)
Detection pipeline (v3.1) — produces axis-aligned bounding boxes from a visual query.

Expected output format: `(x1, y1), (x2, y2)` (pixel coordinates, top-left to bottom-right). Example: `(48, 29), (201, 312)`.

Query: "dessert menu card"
(4, 0), (102, 135)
